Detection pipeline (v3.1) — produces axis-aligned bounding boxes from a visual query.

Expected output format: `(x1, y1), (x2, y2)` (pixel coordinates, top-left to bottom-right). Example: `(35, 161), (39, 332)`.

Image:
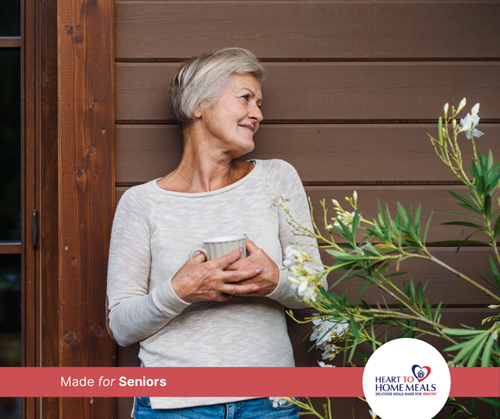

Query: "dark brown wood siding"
(114, 1), (500, 417)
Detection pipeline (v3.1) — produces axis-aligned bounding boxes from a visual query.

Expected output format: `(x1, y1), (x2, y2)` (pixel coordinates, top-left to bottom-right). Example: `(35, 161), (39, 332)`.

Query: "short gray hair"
(169, 48), (266, 127)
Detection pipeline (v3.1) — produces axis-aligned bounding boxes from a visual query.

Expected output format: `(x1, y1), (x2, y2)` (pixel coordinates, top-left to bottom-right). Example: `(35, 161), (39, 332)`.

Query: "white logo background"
(362, 338), (451, 419)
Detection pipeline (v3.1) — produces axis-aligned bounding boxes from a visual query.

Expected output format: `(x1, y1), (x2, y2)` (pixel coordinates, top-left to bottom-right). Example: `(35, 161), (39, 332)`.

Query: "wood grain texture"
(115, 124), (500, 183)
(40, 0), (61, 416)
(0, 243), (21, 254)
(115, 2), (500, 59)
(116, 63), (500, 122)
(0, 37), (21, 48)
(58, 0), (116, 417)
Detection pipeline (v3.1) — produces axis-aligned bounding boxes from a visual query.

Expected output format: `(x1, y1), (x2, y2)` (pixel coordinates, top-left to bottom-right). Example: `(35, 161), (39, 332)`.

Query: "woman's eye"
(241, 95), (249, 100)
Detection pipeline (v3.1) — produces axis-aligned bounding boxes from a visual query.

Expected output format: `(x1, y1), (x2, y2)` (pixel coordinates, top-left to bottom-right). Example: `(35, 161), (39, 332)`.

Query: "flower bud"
(332, 199), (339, 208)
(452, 119), (457, 128)
(457, 98), (466, 113)
(471, 103), (480, 116)
(353, 190), (358, 205)
(443, 103), (449, 115)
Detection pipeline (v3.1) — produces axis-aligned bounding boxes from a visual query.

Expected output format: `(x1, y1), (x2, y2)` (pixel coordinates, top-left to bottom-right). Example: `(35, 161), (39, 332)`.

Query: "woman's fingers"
(222, 267), (262, 283)
(215, 246), (245, 269)
(219, 282), (261, 296)
(244, 234), (259, 254)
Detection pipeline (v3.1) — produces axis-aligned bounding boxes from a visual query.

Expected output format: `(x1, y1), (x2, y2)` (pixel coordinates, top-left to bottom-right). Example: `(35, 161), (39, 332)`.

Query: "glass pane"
(0, 254), (21, 367)
(0, 49), (21, 242)
(0, 253), (22, 419)
(0, 0), (21, 36)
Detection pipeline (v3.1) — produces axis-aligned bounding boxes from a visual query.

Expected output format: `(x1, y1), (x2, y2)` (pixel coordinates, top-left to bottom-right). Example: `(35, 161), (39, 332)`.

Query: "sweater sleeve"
(106, 188), (190, 347)
(265, 161), (326, 309)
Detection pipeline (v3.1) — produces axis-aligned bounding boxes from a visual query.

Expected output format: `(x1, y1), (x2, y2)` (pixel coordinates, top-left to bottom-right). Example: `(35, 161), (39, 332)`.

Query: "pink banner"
(0, 367), (498, 397)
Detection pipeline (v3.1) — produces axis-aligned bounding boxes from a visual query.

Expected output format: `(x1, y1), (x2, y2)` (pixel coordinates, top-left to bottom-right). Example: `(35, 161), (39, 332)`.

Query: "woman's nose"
(248, 105), (263, 122)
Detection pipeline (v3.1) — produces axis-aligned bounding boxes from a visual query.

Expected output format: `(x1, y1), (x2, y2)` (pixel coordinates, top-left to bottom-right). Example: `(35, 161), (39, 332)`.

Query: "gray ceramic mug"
(190, 235), (247, 261)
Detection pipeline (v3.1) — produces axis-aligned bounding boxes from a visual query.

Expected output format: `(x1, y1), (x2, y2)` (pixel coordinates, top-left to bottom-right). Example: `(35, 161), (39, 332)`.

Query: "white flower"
(311, 317), (349, 345)
(320, 342), (339, 360)
(269, 397), (289, 408)
(283, 245), (309, 268)
(270, 194), (289, 208)
(492, 321), (500, 345)
(298, 280), (318, 302)
(317, 361), (335, 367)
(457, 97), (467, 113)
(471, 103), (480, 117)
(327, 211), (356, 232)
(310, 316), (348, 359)
(458, 112), (484, 140)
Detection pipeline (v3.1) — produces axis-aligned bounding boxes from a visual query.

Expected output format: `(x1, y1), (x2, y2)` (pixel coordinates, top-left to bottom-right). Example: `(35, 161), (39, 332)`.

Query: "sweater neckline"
(150, 159), (259, 197)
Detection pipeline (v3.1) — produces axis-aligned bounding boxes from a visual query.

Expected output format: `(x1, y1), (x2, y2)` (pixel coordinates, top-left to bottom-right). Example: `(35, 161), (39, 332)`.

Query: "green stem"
(419, 254), (500, 303)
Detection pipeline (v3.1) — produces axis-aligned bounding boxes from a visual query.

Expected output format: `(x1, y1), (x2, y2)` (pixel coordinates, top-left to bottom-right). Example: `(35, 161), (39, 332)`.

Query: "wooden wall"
(113, 1), (500, 417)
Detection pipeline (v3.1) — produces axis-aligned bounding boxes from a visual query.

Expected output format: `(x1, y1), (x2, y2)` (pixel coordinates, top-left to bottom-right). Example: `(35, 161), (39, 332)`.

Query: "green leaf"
(467, 334), (488, 367)
(434, 301), (443, 322)
(349, 313), (360, 342)
(370, 323), (377, 353)
(447, 189), (479, 210)
(442, 328), (485, 337)
(441, 221), (487, 231)
(477, 397), (500, 408)
(423, 212), (433, 244)
(481, 338), (493, 367)
(493, 216), (500, 240)
(484, 194), (492, 222)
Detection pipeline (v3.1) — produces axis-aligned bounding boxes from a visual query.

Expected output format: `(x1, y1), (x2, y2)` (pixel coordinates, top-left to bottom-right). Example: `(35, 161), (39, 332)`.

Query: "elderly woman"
(107, 48), (323, 418)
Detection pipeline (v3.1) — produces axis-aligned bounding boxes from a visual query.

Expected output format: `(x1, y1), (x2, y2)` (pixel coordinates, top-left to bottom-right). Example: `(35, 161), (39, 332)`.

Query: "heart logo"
(412, 364), (431, 382)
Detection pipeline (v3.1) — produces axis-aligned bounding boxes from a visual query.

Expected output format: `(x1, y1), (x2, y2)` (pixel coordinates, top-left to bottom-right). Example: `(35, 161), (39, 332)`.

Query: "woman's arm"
(265, 160), (326, 309)
(106, 189), (190, 347)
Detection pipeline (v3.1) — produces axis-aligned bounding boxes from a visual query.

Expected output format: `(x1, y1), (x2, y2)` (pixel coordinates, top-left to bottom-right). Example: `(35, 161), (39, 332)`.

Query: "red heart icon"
(412, 364), (432, 382)
(417, 366), (431, 382)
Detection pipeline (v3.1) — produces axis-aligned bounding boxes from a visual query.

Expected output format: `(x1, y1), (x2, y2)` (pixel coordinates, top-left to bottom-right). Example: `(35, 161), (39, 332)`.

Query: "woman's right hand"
(171, 247), (262, 303)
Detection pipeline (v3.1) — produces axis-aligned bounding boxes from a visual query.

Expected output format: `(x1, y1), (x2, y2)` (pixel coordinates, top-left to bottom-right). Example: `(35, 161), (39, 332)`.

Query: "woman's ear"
(193, 105), (202, 119)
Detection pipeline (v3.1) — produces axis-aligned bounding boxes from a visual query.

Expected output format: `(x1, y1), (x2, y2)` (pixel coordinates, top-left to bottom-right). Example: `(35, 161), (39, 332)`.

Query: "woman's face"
(196, 73), (263, 156)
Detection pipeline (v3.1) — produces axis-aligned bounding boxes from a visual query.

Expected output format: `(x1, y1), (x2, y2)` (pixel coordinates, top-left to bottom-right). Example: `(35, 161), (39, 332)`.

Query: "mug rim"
(203, 235), (245, 243)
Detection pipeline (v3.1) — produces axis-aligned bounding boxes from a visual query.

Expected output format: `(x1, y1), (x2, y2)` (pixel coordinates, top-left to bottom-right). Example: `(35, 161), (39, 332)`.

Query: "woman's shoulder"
(115, 180), (160, 219)
(254, 158), (298, 177)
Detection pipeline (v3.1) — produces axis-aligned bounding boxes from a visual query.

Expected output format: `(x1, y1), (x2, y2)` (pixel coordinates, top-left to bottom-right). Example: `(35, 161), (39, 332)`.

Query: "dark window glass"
(0, 49), (21, 242)
(0, 253), (21, 366)
(0, 0), (21, 36)
(0, 254), (22, 418)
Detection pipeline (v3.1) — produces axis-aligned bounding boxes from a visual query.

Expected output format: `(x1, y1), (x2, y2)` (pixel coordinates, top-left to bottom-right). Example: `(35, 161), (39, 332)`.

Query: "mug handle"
(190, 248), (209, 260)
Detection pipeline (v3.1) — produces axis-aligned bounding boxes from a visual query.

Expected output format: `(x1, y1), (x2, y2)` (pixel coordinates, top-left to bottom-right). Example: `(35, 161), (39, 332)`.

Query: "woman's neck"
(157, 136), (253, 193)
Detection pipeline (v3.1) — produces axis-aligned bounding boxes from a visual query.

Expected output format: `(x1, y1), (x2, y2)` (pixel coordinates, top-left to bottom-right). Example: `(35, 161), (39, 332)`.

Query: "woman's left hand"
(225, 235), (280, 296)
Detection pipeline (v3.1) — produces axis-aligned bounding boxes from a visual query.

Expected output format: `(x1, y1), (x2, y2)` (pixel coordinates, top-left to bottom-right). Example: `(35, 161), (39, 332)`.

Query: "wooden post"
(58, 0), (116, 417)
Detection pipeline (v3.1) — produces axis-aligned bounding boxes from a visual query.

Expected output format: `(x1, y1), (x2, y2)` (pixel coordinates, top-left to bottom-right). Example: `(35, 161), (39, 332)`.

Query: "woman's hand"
(171, 247), (262, 303)
(225, 235), (280, 296)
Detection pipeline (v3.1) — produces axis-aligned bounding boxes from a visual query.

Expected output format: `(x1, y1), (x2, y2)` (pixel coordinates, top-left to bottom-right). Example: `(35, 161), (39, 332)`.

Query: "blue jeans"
(134, 397), (300, 418)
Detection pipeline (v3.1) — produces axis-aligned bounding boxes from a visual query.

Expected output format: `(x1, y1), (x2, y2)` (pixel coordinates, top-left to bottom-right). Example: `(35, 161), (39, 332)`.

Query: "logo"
(362, 338), (451, 419)
(412, 365), (431, 382)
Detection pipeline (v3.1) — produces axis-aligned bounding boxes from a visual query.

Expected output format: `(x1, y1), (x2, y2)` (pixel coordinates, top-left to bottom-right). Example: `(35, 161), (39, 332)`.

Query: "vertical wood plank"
(58, 0), (116, 417)
(40, 0), (61, 416)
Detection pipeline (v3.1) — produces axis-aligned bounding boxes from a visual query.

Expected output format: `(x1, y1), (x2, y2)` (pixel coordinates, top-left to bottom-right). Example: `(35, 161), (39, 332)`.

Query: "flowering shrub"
(278, 99), (500, 418)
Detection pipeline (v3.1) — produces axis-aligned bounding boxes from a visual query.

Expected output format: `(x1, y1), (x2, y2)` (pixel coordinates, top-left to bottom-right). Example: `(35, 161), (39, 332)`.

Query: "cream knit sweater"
(107, 159), (323, 410)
